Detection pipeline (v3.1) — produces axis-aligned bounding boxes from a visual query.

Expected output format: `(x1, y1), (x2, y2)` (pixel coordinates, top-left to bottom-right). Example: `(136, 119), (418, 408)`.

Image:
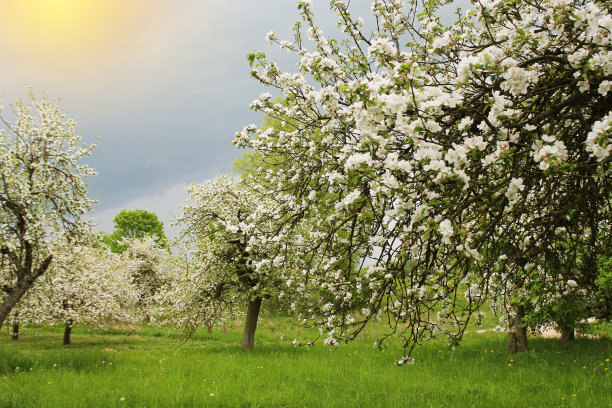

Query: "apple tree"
(0, 94), (96, 329)
(234, 0), (611, 359)
(11, 239), (141, 344)
(168, 175), (305, 350)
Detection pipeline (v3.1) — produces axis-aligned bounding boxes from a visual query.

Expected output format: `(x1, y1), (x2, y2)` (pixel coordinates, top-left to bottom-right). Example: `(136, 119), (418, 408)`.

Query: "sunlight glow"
(0, 0), (135, 58)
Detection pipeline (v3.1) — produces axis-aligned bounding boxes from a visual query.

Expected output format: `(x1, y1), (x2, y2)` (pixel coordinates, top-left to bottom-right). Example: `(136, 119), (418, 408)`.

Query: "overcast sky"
(0, 0), (462, 238)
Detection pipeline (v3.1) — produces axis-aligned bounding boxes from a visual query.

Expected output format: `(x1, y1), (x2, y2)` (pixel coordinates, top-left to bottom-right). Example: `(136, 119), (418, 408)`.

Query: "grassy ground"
(0, 316), (610, 407)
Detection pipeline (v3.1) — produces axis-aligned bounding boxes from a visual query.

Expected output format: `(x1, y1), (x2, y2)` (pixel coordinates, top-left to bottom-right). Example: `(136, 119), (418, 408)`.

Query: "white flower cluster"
(532, 136), (568, 171)
(585, 111), (612, 161)
(505, 178), (525, 209)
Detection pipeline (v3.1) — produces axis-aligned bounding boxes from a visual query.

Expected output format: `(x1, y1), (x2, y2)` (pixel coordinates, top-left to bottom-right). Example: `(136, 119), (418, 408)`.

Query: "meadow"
(0, 315), (610, 408)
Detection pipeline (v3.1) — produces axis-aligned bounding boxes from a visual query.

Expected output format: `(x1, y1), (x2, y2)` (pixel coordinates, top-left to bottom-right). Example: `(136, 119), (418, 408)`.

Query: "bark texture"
(241, 297), (262, 351)
(507, 305), (528, 353)
(0, 279), (35, 330)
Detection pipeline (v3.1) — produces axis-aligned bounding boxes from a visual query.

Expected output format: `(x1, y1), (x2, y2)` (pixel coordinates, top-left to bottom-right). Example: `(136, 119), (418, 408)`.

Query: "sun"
(0, 0), (124, 58)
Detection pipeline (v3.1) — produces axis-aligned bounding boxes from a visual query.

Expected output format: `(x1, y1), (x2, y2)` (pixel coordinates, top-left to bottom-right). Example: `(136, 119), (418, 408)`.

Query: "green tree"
(103, 209), (168, 253)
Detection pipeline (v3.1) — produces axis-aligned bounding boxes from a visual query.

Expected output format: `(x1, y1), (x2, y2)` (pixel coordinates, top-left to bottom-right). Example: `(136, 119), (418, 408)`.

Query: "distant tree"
(595, 247), (612, 318)
(170, 175), (304, 350)
(520, 228), (612, 340)
(103, 209), (168, 253)
(0, 94), (96, 329)
(11, 240), (141, 345)
(120, 235), (175, 320)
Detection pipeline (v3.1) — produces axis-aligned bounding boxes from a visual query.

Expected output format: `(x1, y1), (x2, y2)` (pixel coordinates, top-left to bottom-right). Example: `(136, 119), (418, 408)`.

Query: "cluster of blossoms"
(234, 0), (611, 356)
(586, 112), (612, 161)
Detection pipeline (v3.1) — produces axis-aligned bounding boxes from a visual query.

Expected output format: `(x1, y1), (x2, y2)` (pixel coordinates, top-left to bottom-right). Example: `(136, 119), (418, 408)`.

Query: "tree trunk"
(241, 297), (262, 351)
(0, 255), (52, 330)
(507, 305), (528, 353)
(223, 323), (227, 335)
(11, 322), (19, 340)
(0, 279), (34, 330)
(560, 328), (575, 341)
(63, 321), (73, 345)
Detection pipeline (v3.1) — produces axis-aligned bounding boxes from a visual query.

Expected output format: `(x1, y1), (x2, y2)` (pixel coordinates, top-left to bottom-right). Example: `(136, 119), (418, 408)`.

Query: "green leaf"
(348, 174), (361, 185)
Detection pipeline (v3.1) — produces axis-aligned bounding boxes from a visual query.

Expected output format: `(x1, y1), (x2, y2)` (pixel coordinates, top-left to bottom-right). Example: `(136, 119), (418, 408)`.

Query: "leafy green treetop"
(103, 209), (168, 253)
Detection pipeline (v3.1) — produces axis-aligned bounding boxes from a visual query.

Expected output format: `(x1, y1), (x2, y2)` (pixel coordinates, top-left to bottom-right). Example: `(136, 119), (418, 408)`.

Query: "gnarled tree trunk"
(0, 254), (53, 330)
(0, 279), (36, 330)
(508, 305), (528, 353)
(241, 297), (262, 351)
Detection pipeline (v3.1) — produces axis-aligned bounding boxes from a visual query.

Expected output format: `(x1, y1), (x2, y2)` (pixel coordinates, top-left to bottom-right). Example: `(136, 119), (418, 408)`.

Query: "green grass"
(0, 317), (610, 407)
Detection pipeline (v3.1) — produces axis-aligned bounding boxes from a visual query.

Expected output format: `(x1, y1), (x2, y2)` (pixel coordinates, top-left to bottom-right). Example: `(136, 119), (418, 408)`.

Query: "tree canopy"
(103, 209), (168, 253)
(233, 0), (612, 360)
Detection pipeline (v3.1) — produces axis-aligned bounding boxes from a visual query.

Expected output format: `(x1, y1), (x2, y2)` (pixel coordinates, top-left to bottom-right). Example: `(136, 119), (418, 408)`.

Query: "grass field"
(0, 315), (610, 407)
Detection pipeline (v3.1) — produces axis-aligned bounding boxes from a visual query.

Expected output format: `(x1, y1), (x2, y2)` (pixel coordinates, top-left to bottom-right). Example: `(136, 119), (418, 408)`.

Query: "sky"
(0, 0), (302, 237)
(0, 0), (462, 239)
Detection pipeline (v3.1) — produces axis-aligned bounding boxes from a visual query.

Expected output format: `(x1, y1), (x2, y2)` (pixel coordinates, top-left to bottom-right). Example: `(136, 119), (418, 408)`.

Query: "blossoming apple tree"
(0, 94), (96, 329)
(167, 175), (304, 350)
(150, 242), (241, 338)
(234, 0), (611, 359)
(120, 235), (175, 320)
(11, 240), (141, 344)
